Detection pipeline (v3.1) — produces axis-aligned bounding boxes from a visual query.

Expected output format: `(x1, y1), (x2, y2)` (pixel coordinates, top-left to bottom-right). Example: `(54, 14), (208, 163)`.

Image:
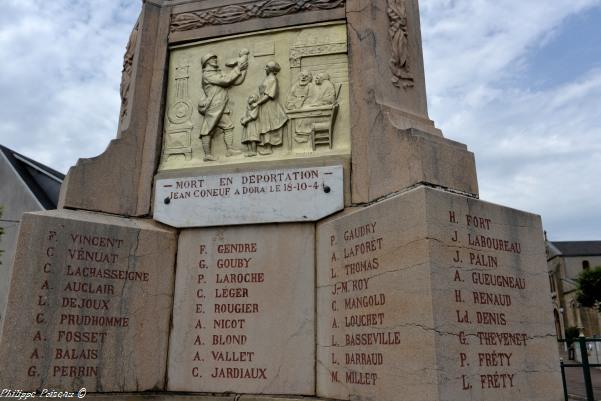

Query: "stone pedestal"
(346, 0), (478, 202)
(81, 394), (324, 401)
(58, 0), (478, 217)
(168, 224), (315, 394)
(0, 210), (176, 392)
(0, 0), (562, 400)
(316, 186), (562, 401)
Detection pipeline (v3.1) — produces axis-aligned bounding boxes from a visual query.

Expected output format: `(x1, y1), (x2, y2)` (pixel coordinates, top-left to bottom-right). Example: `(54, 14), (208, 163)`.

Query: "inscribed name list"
(168, 224), (315, 394)
(0, 210), (176, 392)
(154, 165), (343, 227)
(316, 186), (561, 401)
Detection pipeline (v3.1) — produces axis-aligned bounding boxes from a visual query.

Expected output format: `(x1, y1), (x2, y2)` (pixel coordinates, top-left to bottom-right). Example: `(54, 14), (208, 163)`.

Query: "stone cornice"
(169, 0), (345, 33)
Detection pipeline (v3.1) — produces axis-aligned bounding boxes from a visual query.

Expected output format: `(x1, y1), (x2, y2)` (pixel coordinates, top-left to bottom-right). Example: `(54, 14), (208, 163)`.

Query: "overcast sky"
(0, 0), (599, 240)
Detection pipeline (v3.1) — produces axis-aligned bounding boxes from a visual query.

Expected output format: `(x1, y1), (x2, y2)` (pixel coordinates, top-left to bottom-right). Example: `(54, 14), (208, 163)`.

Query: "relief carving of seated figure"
(293, 72), (337, 143)
(285, 70), (313, 110)
(308, 72), (336, 106)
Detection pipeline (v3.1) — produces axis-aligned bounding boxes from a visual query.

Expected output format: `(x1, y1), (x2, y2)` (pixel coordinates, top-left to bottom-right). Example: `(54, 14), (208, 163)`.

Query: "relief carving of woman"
(251, 61), (288, 155)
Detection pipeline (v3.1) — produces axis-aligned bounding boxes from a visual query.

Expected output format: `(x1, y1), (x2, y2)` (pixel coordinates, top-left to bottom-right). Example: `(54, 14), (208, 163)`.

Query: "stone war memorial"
(0, 0), (563, 400)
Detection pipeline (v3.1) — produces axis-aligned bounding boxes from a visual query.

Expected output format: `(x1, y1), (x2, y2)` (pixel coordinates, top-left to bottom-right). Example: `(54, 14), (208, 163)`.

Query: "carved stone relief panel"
(169, 0), (346, 33)
(387, 0), (414, 88)
(118, 16), (140, 132)
(159, 22), (350, 171)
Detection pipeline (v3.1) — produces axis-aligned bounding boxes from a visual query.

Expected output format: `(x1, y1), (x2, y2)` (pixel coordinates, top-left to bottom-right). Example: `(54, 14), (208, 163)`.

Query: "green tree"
(576, 266), (601, 312)
(565, 326), (581, 347)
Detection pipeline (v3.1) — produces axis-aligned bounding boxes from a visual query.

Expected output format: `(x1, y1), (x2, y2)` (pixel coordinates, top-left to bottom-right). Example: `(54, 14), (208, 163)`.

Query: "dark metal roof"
(0, 145), (65, 209)
(550, 241), (601, 257)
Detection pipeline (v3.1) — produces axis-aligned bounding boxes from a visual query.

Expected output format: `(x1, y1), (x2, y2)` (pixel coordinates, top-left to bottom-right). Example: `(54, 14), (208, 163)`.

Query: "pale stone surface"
(59, 2), (170, 216)
(159, 22), (350, 170)
(82, 394), (323, 401)
(82, 394), (235, 401)
(352, 126), (478, 203)
(0, 210), (177, 392)
(60, 2), (349, 217)
(60, 0), (478, 215)
(316, 186), (562, 401)
(154, 165), (344, 227)
(168, 1), (346, 44)
(348, 0), (430, 124)
(168, 224), (315, 394)
(346, 0), (479, 202)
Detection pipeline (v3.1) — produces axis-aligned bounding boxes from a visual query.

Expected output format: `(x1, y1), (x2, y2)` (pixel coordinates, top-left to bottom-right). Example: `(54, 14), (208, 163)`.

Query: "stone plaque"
(159, 22), (350, 169)
(0, 210), (176, 392)
(316, 186), (562, 401)
(168, 224), (315, 394)
(154, 165), (343, 227)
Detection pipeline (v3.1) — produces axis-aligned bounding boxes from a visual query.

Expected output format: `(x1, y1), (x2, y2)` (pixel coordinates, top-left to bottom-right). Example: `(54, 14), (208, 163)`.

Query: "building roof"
(549, 241), (601, 257)
(0, 145), (65, 209)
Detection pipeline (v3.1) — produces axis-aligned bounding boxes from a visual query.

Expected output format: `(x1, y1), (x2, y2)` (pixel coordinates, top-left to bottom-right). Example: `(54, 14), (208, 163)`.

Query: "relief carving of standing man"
(198, 53), (248, 161)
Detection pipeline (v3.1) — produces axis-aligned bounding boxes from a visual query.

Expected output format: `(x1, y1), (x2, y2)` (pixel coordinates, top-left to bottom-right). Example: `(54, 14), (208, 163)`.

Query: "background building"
(547, 239), (601, 339)
(0, 145), (64, 321)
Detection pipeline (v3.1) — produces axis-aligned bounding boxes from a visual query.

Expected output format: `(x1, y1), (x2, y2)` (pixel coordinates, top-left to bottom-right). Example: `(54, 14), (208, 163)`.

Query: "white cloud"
(422, 1), (601, 240)
(422, 0), (599, 94)
(0, 0), (140, 172)
(0, 0), (599, 240)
